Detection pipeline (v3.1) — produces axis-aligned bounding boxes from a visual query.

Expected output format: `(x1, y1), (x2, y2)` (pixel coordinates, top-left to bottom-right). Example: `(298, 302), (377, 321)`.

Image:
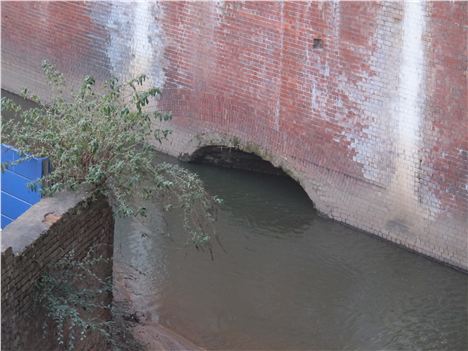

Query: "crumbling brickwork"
(1, 1), (466, 269)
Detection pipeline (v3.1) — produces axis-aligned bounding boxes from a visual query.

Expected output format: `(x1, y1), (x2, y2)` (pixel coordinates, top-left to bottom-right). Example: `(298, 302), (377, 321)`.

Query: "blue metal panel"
(1, 144), (47, 229)
(1, 144), (45, 180)
(1, 192), (31, 220)
(2, 170), (41, 203)
(1, 144), (20, 162)
(1, 215), (13, 228)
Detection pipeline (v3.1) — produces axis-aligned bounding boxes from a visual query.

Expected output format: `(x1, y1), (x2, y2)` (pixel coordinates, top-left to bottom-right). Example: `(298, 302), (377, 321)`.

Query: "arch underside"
(189, 145), (287, 177)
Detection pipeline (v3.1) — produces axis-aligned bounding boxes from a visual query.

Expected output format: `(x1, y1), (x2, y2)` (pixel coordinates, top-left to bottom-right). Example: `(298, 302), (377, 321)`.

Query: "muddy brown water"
(115, 160), (468, 351)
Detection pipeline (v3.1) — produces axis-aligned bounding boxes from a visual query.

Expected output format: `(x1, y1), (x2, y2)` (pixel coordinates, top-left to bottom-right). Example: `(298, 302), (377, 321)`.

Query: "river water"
(115, 160), (468, 351)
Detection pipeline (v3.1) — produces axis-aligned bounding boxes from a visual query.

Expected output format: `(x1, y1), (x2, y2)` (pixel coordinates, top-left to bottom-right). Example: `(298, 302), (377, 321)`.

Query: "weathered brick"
(0, 1), (466, 272)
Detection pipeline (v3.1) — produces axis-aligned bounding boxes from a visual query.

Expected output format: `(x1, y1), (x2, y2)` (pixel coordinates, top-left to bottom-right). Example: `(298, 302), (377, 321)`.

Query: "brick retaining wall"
(1, 192), (114, 350)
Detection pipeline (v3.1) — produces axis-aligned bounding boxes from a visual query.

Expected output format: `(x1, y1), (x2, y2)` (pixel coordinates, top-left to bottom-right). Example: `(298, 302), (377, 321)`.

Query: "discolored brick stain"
(42, 212), (61, 225)
(1, 1), (467, 269)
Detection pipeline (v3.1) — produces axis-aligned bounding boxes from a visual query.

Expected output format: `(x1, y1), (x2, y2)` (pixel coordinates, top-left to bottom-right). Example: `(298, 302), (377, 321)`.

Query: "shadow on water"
(186, 162), (316, 240)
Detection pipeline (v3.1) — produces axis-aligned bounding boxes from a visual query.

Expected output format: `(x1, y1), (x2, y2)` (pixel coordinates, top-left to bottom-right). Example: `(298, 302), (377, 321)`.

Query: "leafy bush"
(1, 60), (220, 246)
(35, 247), (142, 351)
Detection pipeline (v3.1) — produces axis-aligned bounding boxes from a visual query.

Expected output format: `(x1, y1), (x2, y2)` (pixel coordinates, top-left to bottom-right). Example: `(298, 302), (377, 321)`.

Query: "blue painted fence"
(1, 144), (48, 229)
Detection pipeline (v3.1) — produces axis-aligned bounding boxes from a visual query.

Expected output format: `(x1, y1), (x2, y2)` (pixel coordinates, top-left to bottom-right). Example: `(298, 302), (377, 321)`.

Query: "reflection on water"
(115, 161), (468, 350)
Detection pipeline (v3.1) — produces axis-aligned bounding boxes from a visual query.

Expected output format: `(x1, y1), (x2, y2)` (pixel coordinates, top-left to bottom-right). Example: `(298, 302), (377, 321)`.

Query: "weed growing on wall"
(35, 247), (142, 351)
(1, 60), (220, 246)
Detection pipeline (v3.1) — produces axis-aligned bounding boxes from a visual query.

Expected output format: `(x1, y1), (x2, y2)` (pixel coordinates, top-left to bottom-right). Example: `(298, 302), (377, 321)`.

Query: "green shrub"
(35, 247), (142, 351)
(2, 60), (220, 246)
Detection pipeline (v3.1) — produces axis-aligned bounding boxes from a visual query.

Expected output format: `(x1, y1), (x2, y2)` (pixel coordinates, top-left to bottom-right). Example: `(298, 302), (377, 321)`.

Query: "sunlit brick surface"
(2, 1), (466, 269)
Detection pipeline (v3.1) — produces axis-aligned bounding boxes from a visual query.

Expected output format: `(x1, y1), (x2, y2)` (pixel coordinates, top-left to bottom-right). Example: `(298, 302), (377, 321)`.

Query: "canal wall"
(1, 2), (466, 270)
(1, 192), (114, 350)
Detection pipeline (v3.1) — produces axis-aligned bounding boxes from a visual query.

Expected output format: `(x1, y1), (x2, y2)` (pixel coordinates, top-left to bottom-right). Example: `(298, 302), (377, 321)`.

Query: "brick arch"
(167, 131), (327, 213)
(189, 145), (289, 177)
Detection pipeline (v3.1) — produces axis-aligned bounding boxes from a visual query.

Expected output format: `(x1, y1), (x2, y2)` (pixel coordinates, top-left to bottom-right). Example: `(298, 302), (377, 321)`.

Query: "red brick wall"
(1, 1), (466, 269)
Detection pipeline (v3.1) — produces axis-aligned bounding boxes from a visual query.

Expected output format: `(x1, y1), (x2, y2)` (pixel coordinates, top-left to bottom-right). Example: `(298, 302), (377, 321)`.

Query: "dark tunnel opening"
(189, 146), (287, 177)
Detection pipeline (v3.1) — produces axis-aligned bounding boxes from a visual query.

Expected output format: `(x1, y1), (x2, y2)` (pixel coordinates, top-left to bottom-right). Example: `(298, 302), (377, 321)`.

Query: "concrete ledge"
(2, 191), (87, 255)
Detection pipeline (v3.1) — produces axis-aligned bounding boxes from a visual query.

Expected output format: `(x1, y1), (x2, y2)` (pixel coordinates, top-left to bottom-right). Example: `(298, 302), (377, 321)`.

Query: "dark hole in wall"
(189, 146), (287, 176)
(313, 38), (323, 49)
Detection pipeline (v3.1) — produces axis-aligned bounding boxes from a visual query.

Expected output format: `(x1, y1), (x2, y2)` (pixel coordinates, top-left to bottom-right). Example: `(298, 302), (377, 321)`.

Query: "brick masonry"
(1, 2), (466, 269)
(1, 192), (114, 350)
